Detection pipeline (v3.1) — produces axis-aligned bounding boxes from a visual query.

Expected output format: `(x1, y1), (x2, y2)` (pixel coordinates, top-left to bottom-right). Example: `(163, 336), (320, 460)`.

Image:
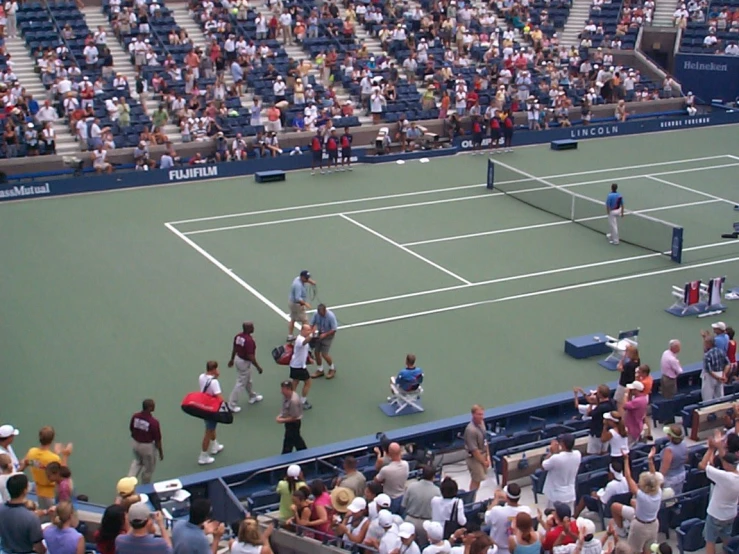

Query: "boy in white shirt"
(197, 361), (225, 465)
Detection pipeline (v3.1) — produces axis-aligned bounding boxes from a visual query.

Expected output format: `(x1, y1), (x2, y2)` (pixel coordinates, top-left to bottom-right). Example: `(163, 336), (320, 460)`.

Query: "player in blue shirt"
(605, 183), (624, 245)
(395, 354), (423, 391)
(310, 304), (338, 379)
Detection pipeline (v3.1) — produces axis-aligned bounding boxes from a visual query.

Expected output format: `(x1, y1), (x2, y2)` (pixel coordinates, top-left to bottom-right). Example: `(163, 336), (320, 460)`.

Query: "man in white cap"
(551, 517), (602, 554)
(702, 335), (730, 402)
(422, 521), (450, 554)
(704, 322), (729, 353)
(0, 426), (20, 472)
(398, 522), (421, 554)
(378, 510), (401, 554)
(365, 493), (392, 544)
(622, 381), (648, 442)
(485, 483), (532, 554)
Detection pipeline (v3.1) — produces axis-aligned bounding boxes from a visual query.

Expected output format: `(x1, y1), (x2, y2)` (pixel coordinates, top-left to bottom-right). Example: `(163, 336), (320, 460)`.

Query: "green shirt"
(277, 479), (306, 521)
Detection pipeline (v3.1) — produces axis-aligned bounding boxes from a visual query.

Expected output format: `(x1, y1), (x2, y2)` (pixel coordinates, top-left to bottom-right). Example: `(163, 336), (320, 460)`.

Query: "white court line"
(167, 154), (734, 226)
(164, 222), (290, 323)
(181, 163), (739, 236)
(324, 238), (733, 312)
(336, 253), (739, 330)
(338, 214), (472, 285)
(646, 175), (737, 206)
(402, 199), (719, 247)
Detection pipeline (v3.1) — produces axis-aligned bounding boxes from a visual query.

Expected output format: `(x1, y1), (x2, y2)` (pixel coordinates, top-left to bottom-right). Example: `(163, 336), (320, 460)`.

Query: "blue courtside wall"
(2, 112), (738, 203)
(674, 53), (739, 103)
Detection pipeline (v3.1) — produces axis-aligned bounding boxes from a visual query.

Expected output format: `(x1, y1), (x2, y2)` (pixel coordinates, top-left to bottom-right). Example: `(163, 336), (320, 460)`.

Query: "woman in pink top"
(623, 381), (649, 443)
(309, 480), (333, 538)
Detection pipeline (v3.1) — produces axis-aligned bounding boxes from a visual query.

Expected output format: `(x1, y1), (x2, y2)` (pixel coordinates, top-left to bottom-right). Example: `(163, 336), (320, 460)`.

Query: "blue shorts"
(312, 150), (322, 162)
(704, 513), (734, 543)
(204, 419), (218, 431)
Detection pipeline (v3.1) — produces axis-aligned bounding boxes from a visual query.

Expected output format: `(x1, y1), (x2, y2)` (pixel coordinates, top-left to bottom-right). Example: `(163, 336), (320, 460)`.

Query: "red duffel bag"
(181, 380), (233, 424)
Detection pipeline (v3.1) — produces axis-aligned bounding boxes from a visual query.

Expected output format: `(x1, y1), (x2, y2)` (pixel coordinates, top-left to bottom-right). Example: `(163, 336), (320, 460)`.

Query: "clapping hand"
(648, 446), (656, 459)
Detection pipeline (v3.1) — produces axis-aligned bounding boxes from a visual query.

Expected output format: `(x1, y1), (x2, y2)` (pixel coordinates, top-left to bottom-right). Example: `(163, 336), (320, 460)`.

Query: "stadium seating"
(18, 0), (152, 148)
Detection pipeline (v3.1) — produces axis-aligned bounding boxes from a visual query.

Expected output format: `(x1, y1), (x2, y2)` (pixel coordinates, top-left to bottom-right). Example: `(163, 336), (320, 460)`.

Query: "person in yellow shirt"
(20, 426), (72, 512)
(276, 464), (306, 522)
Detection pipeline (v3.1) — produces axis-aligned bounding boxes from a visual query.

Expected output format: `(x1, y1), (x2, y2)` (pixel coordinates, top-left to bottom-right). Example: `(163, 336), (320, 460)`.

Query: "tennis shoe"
(326, 369), (336, 379)
(303, 400), (313, 410)
(210, 441), (224, 455)
(248, 394), (264, 404)
(348, 167), (353, 171)
(198, 453), (215, 465)
(311, 370), (325, 378)
(311, 171), (315, 176)
(327, 169), (333, 174)
(320, 170), (325, 174)
(229, 404), (242, 413)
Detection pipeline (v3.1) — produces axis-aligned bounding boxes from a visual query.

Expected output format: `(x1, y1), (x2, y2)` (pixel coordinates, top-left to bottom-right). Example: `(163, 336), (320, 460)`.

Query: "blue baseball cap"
(300, 270), (311, 278)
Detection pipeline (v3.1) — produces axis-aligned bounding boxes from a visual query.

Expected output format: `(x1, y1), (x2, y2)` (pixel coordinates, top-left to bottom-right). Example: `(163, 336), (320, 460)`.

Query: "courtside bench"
(681, 388), (739, 440)
(255, 170), (286, 183)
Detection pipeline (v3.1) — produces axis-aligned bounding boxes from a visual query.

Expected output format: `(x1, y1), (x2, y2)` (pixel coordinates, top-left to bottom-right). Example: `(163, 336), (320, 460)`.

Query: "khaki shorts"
(288, 301), (307, 323)
(314, 336), (334, 354)
(466, 456), (486, 483)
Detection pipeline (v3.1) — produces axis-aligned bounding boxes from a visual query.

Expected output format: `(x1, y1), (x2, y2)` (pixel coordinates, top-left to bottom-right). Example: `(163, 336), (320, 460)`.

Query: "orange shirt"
(640, 375), (654, 395)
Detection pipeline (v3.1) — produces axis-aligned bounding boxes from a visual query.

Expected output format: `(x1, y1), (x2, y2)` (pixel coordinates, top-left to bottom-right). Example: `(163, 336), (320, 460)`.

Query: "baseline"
(180, 162), (739, 237)
(167, 155), (734, 226)
(338, 214), (472, 285)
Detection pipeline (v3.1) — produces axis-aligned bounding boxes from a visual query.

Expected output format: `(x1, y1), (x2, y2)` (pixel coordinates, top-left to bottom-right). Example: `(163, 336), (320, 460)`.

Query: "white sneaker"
(248, 394), (264, 404)
(348, 167), (353, 171)
(229, 404), (242, 413)
(198, 453), (215, 465)
(210, 442), (224, 455)
(606, 233), (611, 240)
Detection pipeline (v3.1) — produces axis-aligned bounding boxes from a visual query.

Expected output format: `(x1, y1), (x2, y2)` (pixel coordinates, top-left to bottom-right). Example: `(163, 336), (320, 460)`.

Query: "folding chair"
(601, 328), (640, 370)
(387, 374), (424, 414)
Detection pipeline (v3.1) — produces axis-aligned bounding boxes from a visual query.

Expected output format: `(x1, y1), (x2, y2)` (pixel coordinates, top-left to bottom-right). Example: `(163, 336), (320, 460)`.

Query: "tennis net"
(487, 159), (684, 263)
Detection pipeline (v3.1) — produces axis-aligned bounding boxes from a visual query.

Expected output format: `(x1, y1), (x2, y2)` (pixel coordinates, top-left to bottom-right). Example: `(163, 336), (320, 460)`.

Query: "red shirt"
(472, 121), (482, 134)
(233, 332), (256, 360)
(340, 134), (352, 148)
(729, 340), (737, 364)
(543, 522), (579, 551)
(311, 136), (322, 151)
(129, 411), (162, 444)
(327, 137), (338, 151)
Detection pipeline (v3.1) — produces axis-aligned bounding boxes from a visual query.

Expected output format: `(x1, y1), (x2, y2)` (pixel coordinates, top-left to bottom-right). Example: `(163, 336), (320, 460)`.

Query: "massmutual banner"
(674, 53), (739, 103)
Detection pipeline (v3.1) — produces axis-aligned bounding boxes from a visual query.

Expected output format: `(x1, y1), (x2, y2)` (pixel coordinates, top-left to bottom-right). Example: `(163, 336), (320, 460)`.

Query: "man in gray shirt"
(337, 456), (367, 498)
(277, 380), (307, 454)
(375, 442), (409, 499)
(402, 465), (440, 546)
(464, 404), (490, 492)
(0, 474), (45, 554)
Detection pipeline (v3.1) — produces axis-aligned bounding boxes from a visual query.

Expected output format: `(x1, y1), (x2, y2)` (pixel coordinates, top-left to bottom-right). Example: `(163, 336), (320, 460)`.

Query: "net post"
(487, 159), (494, 190)
(671, 227), (684, 263)
(570, 195), (576, 221)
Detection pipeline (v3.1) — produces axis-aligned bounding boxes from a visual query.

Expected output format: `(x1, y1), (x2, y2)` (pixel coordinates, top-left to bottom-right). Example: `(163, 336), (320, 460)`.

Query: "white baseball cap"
(0, 425), (19, 439)
(347, 497), (367, 513)
(378, 509), (394, 528)
(398, 522), (416, 539)
(626, 381), (645, 391)
(423, 520), (444, 542)
(375, 493), (391, 508)
(713, 321), (727, 330)
(286, 464), (301, 478)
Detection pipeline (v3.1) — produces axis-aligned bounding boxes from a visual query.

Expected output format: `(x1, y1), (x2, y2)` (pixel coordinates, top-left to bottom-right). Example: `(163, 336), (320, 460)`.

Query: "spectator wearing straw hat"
(702, 336), (730, 402)
(403, 465), (440, 544)
(542, 434), (581, 511)
(659, 424), (688, 495)
(0, 425), (20, 471)
(485, 483), (532, 554)
(331, 487), (355, 518)
(605, 183), (624, 245)
(660, 340), (683, 401)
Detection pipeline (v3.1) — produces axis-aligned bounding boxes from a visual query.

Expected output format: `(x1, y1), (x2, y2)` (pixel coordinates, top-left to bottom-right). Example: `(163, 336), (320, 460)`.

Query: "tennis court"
(3, 124), (739, 501)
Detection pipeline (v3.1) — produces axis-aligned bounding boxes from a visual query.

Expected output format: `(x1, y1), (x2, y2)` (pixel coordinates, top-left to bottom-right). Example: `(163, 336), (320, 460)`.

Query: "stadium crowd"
(1, 322), (739, 554)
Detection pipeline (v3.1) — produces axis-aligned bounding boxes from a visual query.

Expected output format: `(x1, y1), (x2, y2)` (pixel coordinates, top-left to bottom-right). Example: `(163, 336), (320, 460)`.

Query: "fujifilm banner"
(168, 166), (219, 181)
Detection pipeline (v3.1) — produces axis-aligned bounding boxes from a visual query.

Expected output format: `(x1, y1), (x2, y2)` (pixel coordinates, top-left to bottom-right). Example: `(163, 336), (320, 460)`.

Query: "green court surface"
(3, 125), (739, 502)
